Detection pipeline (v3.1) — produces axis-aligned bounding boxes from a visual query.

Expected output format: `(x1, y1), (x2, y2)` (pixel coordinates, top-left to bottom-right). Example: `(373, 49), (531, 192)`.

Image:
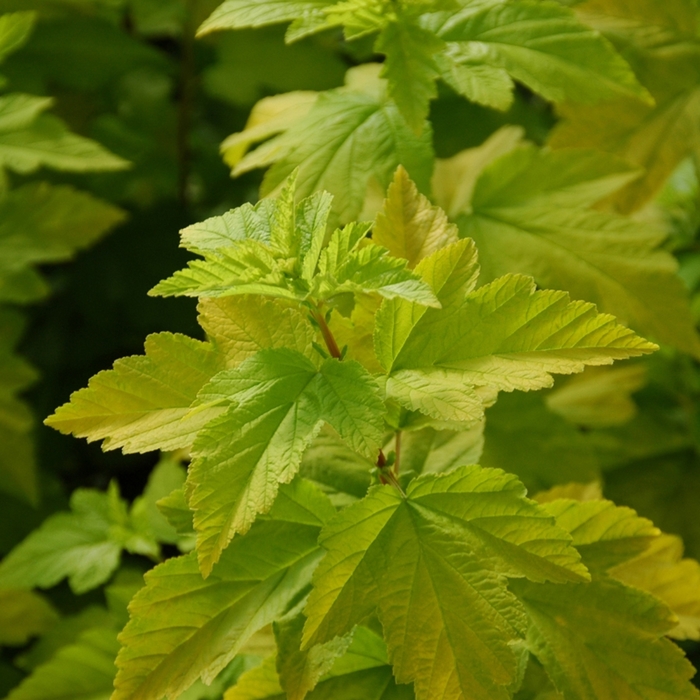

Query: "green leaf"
(198, 296), (316, 368)
(377, 19), (443, 132)
(187, 348), (385, 574)
(512, 577), (700, 700)
(0, 94), (52, 133)
(374, 237), (480, 371)
(0, 12), (35, 63)
(5, 626), (120, 700)
(45, 333), (226, 454)
(229, 64), (434, 225)
(0, 485), (128, 594)
(0, 589), (57, 646)
(610, 533), (700, 641)
(377, 239), (657, 429)
(0, 182), (126, 303)
(456, 144), (700, 357)
(304, 465), (589, 700)
(550, 0), (700, 212)
(221, 92), (318, 169)
(373, 165), (458, 269)
(434, 50), (514, 111)
(0, 113), (128, 173)
(435, 0), (649, 104)
(198, 0), (333, 36)
(112, 479), (334, 700)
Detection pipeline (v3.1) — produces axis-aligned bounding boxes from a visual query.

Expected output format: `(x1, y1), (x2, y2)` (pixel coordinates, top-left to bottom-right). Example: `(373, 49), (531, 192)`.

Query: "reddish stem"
(313, 307), (342, 359)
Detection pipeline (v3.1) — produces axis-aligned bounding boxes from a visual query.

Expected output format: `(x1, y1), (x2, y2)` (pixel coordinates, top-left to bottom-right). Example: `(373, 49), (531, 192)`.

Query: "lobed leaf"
(113, 480), (333, 700)
(187, 348), (385, 575)
(434, 0), (649, 104)
(46, 333), (226, 454)
(611, 533), (700, 641)
(457, 144), (700, 356)
(512, 577), (700, 700)
(304, 465), (588, 700)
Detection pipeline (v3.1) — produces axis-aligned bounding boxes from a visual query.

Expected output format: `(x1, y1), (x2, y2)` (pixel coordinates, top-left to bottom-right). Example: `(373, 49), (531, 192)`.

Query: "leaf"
(456, 144), (700, 357)
(229, 64), (434, 225)
(373, 166), (458, 269)
(512, 577), (700, 700)
(0, 94), (52, 133)
(5, 626), (120, 700)
(198, 0), (333, 36)
(610, 533), (700, 641)
(180, 198), (278, 253)
(434, 50), (514, 111)
(198, 296), (316, 368)
(0, 12), (35, 63)
(0, 113), (128, 173)
(0, 485), (128, 594)
(434, 0), (648, 104)
(0, 182), (126, 303)
(550, 0), (700, 212)
(376, 18), (443, 132)
(0, 589), (57, 646)
(540, 498), (660, 572)
(112, 479), (334, 700)
(221, 92), (318, 170)
(374, 237), (480, 370)
(303, 465), (589, 700)
(45, 333), (226, 454)
(226, 627), (412, 700)
(480, 392), (600, 493)
(377, 239), (657, 427)
(187, 348), (385, 575)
